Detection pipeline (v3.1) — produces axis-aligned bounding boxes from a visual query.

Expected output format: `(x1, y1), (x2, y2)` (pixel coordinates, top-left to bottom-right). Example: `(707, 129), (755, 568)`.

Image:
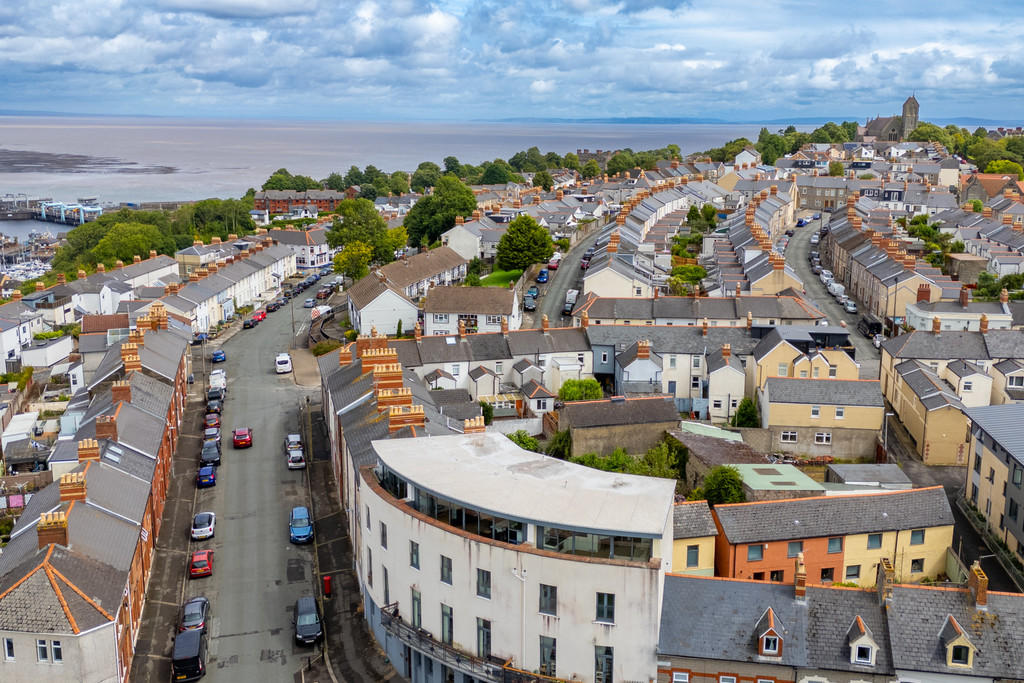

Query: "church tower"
(902, 95), (919, 139)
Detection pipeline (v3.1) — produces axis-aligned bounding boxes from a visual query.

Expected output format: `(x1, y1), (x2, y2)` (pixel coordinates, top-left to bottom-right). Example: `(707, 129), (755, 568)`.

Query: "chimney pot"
(77, 437), (101, 463)
(794, 552), (807, 599)
(932, 317), (942, 334)
(59, 472), (87, 503)
(36, 511), (69, 549)
(542, 314), (549, 333)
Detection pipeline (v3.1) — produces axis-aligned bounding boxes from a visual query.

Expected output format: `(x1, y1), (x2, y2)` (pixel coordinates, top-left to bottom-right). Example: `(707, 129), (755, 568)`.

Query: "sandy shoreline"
(0, 148), (175, 174)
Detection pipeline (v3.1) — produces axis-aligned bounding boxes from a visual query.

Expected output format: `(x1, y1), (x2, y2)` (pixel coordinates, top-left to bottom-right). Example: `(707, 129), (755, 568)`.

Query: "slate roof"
(346, 273), (413, 309)
(713, 486), (953, 544)
(764, 378), (883, 407)
(585, 325), (762, 357)
(667, 429), (768, 467)
(964, 404), (1024, 463)
(522, 379), (554, 399)
(672, 501), (718, 539)
(895, 360), (965, 411)
(562, 396), (679, 429)
(887, 585), (1024, 678)
(429, 388), (473, 407)
(422, 285), (514, 315)
(379, 247), (467, 290)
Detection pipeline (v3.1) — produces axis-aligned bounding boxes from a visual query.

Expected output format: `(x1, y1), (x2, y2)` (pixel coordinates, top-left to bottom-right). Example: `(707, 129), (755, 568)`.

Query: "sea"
(0, 116), (773, 209)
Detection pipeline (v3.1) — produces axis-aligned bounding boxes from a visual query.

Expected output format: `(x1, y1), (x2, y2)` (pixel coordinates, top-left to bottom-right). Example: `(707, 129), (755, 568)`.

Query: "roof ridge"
(0, 545), (54, 602)
(715, 484), (944, 509)
(48, 564), (114, 622)
(43, 562), (81, 634)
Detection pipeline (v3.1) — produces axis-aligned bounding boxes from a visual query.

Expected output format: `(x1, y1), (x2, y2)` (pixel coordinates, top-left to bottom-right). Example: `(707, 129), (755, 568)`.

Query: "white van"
(275, 353), (293, 374)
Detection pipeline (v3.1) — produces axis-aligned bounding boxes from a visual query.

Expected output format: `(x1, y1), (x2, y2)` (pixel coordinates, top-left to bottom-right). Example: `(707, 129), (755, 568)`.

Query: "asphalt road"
(131, 297), (321, 681)
(783, 213), (880, 380)
(525, 223), (605, 326)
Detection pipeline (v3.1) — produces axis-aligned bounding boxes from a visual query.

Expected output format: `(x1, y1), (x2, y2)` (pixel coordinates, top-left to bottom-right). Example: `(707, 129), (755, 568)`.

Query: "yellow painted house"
(964, 404), (1024, 556)
(753, 328), (860, 389)
(670, 501), (717, 576)
(891, 360), (971, 466)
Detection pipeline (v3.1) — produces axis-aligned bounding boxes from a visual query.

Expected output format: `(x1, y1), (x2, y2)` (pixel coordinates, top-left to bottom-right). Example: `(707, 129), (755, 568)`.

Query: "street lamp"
(883, 411), (896, 462)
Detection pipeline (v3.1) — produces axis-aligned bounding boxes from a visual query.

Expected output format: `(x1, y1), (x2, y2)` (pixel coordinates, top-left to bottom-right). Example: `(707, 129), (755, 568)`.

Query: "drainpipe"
(510, 559), (527, 668)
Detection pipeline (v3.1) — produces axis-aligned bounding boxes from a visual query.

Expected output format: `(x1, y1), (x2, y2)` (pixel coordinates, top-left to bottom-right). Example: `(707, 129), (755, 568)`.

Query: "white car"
(820, 270), (833, 284)
(287, 448), (306, 470)
(190, 512), (216, 540)
(276, 353), (292, 374)
(810, 234), (820, 245)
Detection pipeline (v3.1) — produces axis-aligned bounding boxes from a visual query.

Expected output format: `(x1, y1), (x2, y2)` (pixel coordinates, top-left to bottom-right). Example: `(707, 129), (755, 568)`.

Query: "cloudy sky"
(1, 0), (1021, 122)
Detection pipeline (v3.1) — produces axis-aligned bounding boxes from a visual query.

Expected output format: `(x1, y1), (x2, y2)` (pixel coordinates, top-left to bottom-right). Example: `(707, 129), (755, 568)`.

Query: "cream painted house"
(670, 502), (717, 576)
(964, 405), (1024, 558)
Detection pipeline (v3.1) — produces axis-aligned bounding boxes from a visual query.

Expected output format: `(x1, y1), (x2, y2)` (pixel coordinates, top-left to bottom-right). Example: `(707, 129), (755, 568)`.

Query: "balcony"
(379, 611), (568, 683)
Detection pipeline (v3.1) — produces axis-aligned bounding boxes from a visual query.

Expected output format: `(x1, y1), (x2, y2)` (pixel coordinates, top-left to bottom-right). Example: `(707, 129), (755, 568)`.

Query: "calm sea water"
(0, 116), (770, 205)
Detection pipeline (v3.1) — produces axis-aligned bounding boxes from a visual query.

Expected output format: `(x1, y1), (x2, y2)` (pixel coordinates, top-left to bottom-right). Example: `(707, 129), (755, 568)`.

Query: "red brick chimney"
(149, 250), (158, 259)
(463, 415), (486, 434)
(77, 269), (86, 280)
(1001, 288), (1010, 303)
(133, 254), (142, 264)
(59, 472), (87, 502)
(637, 340), (650, 360)
(96, 414), (118, 442)
(372, 363), (405, 390)
(37, 511), (69, 549)
(414, 322), (422, 341)
(35, 281), (45, 292)
(917, 284), (931, 302)
(722, 343), (731, 360)
(702, 318), (709, 336)
(794, 552), (807, 599)
(96, 263), (105, 273)
(501, 316), (508, 336)
(541, 314), (549, 333)
(360, 347), (399, 373)
(374, 387), (413, 412)
(459, 319), (467, 339)
(959, 287), (970, 308)
(747, 312), (753, 330)
(115, 260), (124, 270)
(387, 405), (426, 433)
(77, 438), (100, 463)
(124, 353), (142, 373)
(112, 380), (131, 404)
(12, 291), (21, 301)
(56, 273), (66, 284)
(581, 311), (589, 329)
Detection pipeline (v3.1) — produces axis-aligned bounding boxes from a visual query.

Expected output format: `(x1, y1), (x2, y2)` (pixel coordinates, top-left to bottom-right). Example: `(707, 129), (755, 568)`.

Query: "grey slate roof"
(764, 378), (883, 407)
(964, 404), (1024, 464)
(562, 396), (680, 429)
(672, 501), (718, 539)
(713, 486), (953, 543)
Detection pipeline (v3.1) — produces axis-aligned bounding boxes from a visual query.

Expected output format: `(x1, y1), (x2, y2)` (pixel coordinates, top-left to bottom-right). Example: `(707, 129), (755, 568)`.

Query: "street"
(525, 224), (604, 327)
(130, 297), (321, 681)
(783, 214), (880, 380)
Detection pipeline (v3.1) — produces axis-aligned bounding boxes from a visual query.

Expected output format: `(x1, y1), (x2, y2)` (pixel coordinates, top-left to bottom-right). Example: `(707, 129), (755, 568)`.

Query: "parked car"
(200, 440), (221, 467)
(527, 285), (539, 299)
(205, 399), (222, 414)
(784, 229), (794, 237)
(812, 264), (823, 275)
(206, 387), (225, 403)
(191, 511), (216, 540)
(196, 466), (217, 488)
(189, 549), (214, 578)
(303, 298), (315, 308)
(275, 353), (292, 374)
(585, 246), (595, 258)
(267, 301), (280, 312)
(523, 295), (536, 311)
(293, 596), (323, 645)
(844, 300), (858, 314)
(242, 318), (257, 329)
(232, 427), (253, 448)
(252, 310), (267, 322)
(835, 294), (849, 306)
(796, 218), (807, 227)
(211, 349), (226, 363)
(819, 269), (833, 284)
(285, 434), (303, 451)
(287, 448), (306, 470)
(536, 268), (549, 283)
(204, 427), (221, 444)
(289, 506), (314, 543)
(812, 213), (821, 220)
(204, 413), (221, 429)
(873, 333), (884, 349)
(179, 596), (211, 633)
(547, 255), (561, 270)
(810, 234), (820, 245)
(580, 258), (590, 270)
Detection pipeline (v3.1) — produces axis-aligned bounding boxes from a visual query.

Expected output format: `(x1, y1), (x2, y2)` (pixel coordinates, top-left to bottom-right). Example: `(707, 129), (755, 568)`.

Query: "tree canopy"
(507, 430), (541, 453)
(333, 241), (373, 281)
(570, 442), (681, 480)
(557, 378), (603, 401)
(688, 465), (746, 506)
(410, 162), (443, 193)
(533, 170), (554, 191)
(262, 168), (321, 191)
(495, 214), (554, 271)
(326, 198), (405, 264)
(403, 174), (477, 247)
(731, 397), (759, 428)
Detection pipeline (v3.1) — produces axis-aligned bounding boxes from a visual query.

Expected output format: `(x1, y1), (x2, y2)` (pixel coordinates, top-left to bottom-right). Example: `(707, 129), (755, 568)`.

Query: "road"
(783, 213), (879, 380)
(131, 297), (320, 681)
(525, 224), (605, 327)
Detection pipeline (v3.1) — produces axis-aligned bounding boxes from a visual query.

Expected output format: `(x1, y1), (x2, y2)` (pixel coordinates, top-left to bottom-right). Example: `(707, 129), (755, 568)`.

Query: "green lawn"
(480, 269), (523, 287)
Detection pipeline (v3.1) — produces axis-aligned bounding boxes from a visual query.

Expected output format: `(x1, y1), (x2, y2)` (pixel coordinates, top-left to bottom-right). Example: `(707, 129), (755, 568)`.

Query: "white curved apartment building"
(356, 432), (676, 683)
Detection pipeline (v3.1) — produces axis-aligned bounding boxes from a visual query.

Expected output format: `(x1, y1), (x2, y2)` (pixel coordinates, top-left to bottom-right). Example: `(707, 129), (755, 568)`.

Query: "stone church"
(857, 95), (919, 142)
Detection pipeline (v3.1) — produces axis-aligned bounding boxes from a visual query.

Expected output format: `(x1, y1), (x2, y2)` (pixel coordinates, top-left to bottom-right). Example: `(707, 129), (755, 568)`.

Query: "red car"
(252, 310), (267, 322)
(204, 413), (221, 429)
(232, 427), (253, 448)
(189, 549), (214, 578)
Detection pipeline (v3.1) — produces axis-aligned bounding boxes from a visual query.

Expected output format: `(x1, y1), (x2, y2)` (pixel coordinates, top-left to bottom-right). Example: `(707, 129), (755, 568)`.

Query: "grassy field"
(480, 268), (523, 287)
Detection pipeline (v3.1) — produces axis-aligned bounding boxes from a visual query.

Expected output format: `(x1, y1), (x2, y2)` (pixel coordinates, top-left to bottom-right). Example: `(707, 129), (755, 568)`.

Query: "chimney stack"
(581, 311), (589, 329)
(932, 317), (942, 334)
(96, 414), (118, 442)
(501, 316), (509, 336)
(133, 254), (142, 264)
(149, 250), (158, 259)
(115, 259), (124, 270)
(722, 343), (731, 359)
(877, 558), (895, 606)
(541, 314), (550, 333)
(1001, 288), (1010, 304)
(458, 319), (467, 339)
(968, 561), (989, 610)
(414, 322), (422, 342)
(372, 362), (405, 390)
(959, 287), (970, 308)
(59, 472), (87, 503)
(980, 314), (989, 334)
(112, 379), (132, 405)
(637, 340), (650, 360)
(747, 311), (753, 330)
(794, 552), (807, 600)
(96, 263), (105, 273)
(36, 511), (69, 549)
(917, 284), (931, 302)
(387, 405), (426, 433)
(463, 415), (486, 434)
(702, 318), (709, 337)
(374, 387), (413, 412)
(35, 281), (45, 292)
(77, 438), (101, 463)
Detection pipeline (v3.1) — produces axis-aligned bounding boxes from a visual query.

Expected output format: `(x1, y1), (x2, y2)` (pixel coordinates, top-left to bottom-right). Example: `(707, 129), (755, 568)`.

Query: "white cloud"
(530, 80), (556, 94)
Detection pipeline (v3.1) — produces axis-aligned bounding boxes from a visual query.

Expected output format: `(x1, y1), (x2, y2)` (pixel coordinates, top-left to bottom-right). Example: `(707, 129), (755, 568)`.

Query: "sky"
(1, 0), (1022, 122)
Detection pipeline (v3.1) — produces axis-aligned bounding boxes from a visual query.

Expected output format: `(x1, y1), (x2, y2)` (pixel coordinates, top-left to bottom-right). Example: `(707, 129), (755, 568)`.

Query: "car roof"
(234, 427), (250, 434)
(199, 465), (215, 474)
(291, 506), (310, 517)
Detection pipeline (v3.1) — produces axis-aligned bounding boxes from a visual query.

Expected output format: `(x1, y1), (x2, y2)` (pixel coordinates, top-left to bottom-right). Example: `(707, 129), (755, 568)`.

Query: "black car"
(242, 319), (257, 329)
(206, 387), (225, 403)
(200, 440), (221, 467)
(524, 295), (536, 311)
(293, 596), (323, 645)
(179, 596), (211, 633)
(205, 400), (223, 414)
(266, 301), (280, 312)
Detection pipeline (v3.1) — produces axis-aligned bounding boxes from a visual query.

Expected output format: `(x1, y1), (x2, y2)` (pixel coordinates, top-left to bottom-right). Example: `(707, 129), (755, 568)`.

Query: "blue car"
(211, 349), (226, 363)
(796, 218), (807, 227)
(196, 466), (217, 488)
(289, 506), (314, 543)
(537, 268), (549, 283)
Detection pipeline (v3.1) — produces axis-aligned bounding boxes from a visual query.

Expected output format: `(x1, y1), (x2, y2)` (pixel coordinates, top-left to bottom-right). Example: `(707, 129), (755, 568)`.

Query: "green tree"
(969, 138), (1020, 170)
(443, 156), (463, 177)
(907, 122), (952, 148)
(985, 159), (1024, 180)
(563, 152), (580, 171)
(478, 401), (494, 425)
(557, 378), (603, 401)
(402, 174), (477, 247)
(546, 430), (572, 459)
(689, 465), (746, 506)
(971, 199), (984, 212)
(670, 265), (707, 284)
(700, 203), (717, 224)
(533, 170), (554, 191)
(327, 198), (395, 264)
(495, 215), (553, 271)
(828, 161), (845, 177)
(389, 171), (410, 196)
(507, 430), (541, 453)
(333, 241), (373, 280)
(410, 161), (443, 192)
(93, 222), (175, 264)
(606, 151), (636, 176)
(581, 159), (602, 178)
(731, 397), (759, 428)
(262, 168), (320, 191)
(325, 172), (346, 191)
(479, 160), (520, 185)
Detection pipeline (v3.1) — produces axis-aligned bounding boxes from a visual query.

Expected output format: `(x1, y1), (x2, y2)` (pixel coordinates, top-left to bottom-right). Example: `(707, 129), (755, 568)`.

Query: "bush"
(731, 397), (759, 428)
(345, 329), (358, 342)
(465, 273), (481, 287)
(558, 378), (603, 401)
(312, 340), (343, 356)
(478, 401), (494, 425)
(33, 330), (64, 340)
(554, 238), (570, 252)
(507, 430), (541, 452)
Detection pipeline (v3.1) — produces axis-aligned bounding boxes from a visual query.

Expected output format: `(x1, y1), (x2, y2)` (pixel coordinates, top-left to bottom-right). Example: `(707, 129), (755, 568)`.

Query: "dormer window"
(951, 645), (970, 665)
(846, 615), (878, 666)
(940, 615), (975, 668)
(855, 645), (873, 663)
(762, 635), (779, 655)
(754, 607), (784, 657)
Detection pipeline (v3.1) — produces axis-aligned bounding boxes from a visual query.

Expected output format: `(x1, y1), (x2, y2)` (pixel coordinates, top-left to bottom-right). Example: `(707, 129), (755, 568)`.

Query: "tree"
(443, 156), (463, 177)
(93, 222), (175, 264)
(557, 378), (603, 401)
(357, 185), (378, 201)
(410, 161), (442, 192)
(507, 430), (541, 453)
(533, 170), (554, 192)
(907, 122), (952, 148)
(325, 172), (346, 191)
(262, 168), (320, 191)
(495, 215), (553, 271)
(546, 430), (572, 459)
(689, 465), (745, 506)
(479, 161), (520, 185)
(402, 174), (477, 247)
(569, 443), (680, 480)
(581, 159), (602, 178)
(327, 198), (395, 264)
(333, 242), (373, 281)
(985, 159), (1024, 180)
(388, 171), (410, 196)
(731, 397), (759, 428)
(478, 401), (494, 425)
(563, 152), (580, 171)
(971, 199), (984, 212)
(670, 265), (706, 284)
(828, 161), (845, 177)
(606, 151), (636, 176)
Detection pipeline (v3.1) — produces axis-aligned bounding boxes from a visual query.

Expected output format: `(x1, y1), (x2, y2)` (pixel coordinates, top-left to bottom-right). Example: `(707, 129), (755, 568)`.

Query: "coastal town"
(4, 97), (1024, 683)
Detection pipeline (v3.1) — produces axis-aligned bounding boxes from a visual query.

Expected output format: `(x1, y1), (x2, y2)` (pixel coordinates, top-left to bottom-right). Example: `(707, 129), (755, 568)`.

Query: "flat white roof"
(371, 432), (676, 536)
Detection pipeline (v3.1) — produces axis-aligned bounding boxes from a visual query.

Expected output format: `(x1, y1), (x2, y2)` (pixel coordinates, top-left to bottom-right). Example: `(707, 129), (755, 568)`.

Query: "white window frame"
(3, 637), (13, 661)
(672, 674), (689, 683)
(811, 405), (821, 418)
(450, 364), (460, 376)
(777, 363), (787, 376)
(762, 636), (779, 655)
(495, 362), (503, 374)
(36, 639), (48, 662)
(836, 406), (845, 419)
(486, 315), (502, 325)
(963, 381), (973, 391)
(781, 431), (797, 443)
(815, 432), (832, 444)
(433, 313), (449, 323)
(692, 356), (701, 369)
(855, 645), (873, 664)
(51, 640), (62, 664)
